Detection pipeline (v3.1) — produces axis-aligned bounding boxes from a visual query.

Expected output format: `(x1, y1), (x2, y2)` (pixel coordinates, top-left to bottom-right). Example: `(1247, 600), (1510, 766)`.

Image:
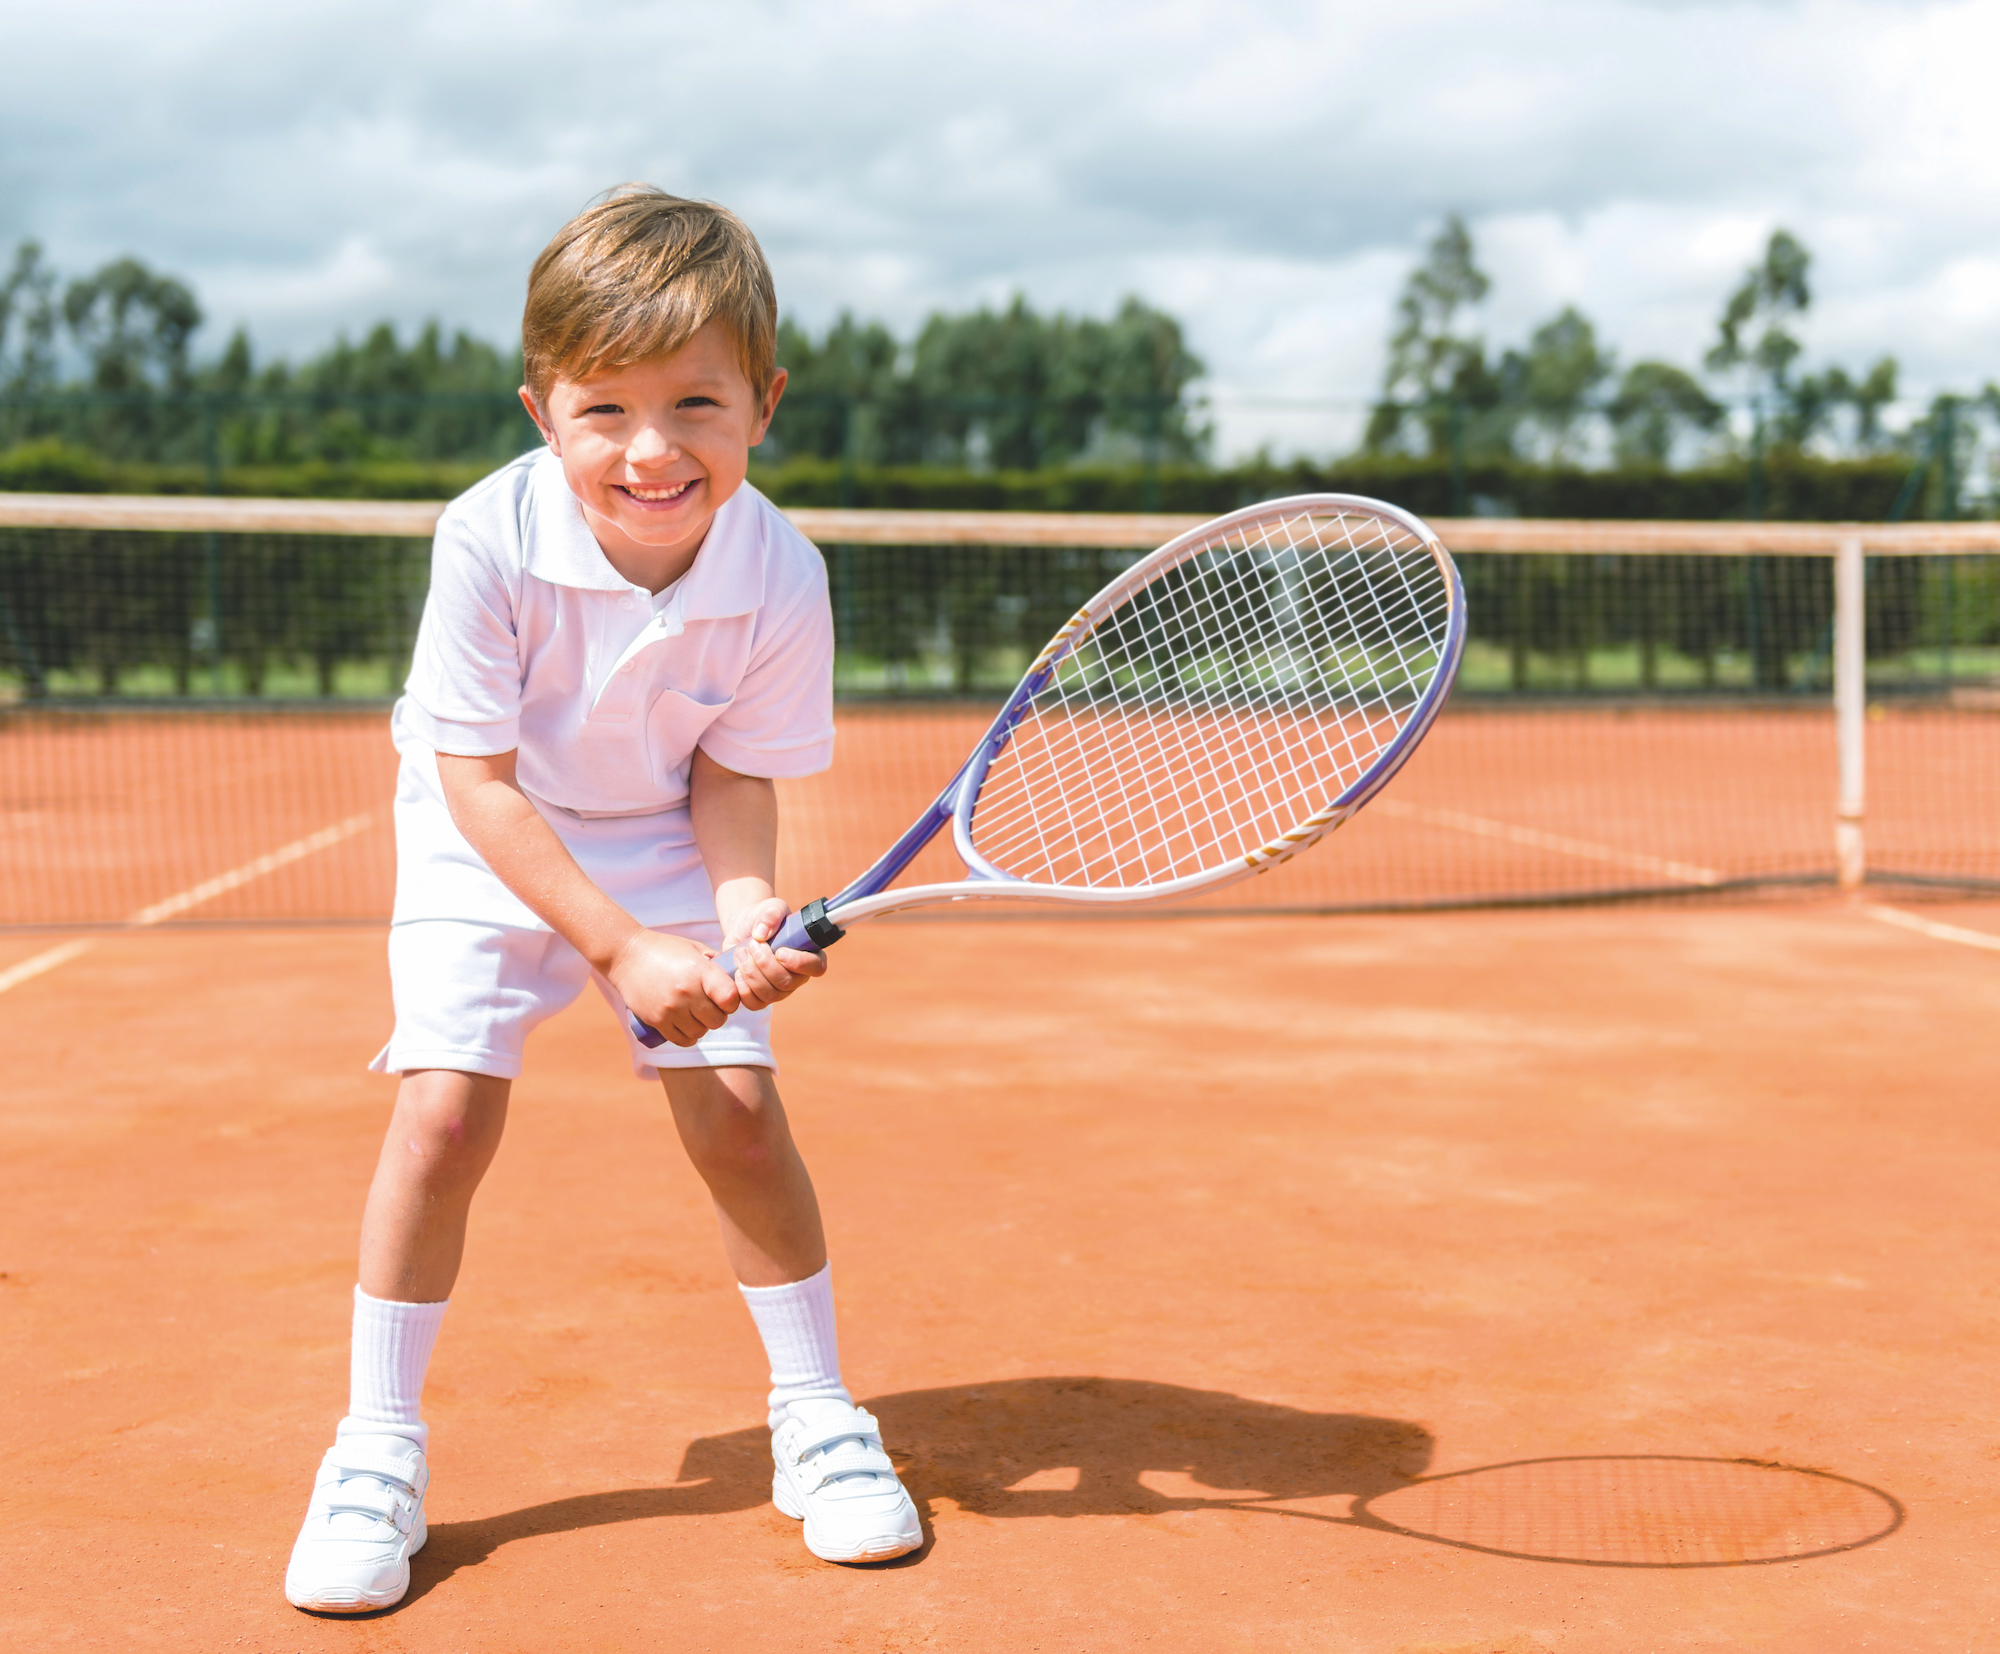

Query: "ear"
(518, 384), (560, 454)
(751, 367), (788, 447)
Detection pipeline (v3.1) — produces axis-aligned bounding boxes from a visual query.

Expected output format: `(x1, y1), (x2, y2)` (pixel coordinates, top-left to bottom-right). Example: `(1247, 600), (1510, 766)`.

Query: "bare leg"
(661, 1066), (827, 1286)
(357, 1069), (511, 1302)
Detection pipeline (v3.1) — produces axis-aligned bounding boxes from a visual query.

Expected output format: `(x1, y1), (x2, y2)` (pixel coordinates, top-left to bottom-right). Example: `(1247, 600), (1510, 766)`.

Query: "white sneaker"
(770, 1399), (922, 1563)
(284, 1430), (429, 1613)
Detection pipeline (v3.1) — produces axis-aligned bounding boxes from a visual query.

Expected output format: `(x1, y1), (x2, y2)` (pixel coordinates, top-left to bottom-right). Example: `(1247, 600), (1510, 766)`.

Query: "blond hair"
(522, 186), (778, 405)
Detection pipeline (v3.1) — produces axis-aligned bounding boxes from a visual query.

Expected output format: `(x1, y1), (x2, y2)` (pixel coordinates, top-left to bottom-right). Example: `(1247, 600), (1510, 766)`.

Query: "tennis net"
(2, 494), (1995, 930)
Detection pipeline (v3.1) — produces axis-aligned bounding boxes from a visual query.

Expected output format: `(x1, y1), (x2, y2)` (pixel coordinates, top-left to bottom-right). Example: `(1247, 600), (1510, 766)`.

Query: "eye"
(677, 395), (719, 409)
(583, 402), (623, 416)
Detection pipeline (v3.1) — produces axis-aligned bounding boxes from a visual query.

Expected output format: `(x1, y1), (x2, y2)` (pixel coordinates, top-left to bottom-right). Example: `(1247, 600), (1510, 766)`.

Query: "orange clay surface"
(3, 901), (1999, 1652)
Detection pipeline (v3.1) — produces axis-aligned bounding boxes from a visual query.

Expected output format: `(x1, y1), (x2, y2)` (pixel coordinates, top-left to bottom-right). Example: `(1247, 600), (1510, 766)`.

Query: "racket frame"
(629, 492), (1463, 1047)
(822, 491), (1466, 922)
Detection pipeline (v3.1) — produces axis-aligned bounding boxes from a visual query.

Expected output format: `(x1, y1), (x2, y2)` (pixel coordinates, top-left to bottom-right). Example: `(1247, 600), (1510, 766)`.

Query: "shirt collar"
(522, 449), (766, 618)
(679, 486), (766, 620)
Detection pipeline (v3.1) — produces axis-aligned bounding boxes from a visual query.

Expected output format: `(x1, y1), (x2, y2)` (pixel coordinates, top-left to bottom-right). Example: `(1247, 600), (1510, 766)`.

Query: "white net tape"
(968, 506), (1453, 889)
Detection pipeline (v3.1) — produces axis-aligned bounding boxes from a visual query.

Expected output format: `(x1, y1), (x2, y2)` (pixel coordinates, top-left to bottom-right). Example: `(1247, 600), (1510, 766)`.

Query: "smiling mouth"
(618, 480), (696, 503)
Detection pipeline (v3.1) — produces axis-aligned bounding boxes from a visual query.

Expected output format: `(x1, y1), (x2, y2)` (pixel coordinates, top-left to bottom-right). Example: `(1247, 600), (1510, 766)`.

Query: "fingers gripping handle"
(625, 898), (846, 1050)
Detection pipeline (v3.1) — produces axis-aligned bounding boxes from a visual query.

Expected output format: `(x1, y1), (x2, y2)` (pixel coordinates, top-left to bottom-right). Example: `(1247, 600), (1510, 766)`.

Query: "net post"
(1834, 534), (1866, 892)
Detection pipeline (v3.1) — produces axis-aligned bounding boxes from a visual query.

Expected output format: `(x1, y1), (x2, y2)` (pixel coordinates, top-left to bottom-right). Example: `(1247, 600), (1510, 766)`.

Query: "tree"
(1774, 369), (1844, 449)
(769, 295), (1206, 470)
(1506, 305), (1614, 462)
(1704, 228), (1810, 419)
(182, 318), (525, 467)
(0, 241), (60, 396)
(768, 311), (907, 463)
(1829, 356), (1898, 451)
(61, 256), (202, 395)
(43, 256), (203, 461)
(1369, 215), (1492, 455)
(1606, 361), (1724, 465)
(911, 295), (1054, 468)
(1705, 238), (1909, 458)
(1045, 296), (1207, 464)
(208, 326), (255, 394)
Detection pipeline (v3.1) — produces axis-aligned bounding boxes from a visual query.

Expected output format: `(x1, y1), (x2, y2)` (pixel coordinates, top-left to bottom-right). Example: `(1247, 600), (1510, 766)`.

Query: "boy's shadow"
(405, 1376), (1430, 1602)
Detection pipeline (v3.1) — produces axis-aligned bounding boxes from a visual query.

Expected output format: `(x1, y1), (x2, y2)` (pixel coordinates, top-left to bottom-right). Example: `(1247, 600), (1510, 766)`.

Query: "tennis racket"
(631, 493), (1465, 1048)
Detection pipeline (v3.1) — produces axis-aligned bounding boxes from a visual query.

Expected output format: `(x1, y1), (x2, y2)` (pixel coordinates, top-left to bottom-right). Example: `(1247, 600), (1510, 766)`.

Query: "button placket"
(588, 607), (686, 722)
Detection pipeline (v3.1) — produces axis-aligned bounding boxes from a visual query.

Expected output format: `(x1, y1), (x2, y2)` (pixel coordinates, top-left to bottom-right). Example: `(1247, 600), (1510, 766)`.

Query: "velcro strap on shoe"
(791, 1410), (884, 1461)
(801, 1440), (896, 1492)
(324, 1481), (417, 1530)
(326, 1447), (424, 1493)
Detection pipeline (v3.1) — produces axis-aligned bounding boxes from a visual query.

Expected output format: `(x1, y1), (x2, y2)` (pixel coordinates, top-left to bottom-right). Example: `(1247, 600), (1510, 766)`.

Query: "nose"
(627, 420), (678, 467)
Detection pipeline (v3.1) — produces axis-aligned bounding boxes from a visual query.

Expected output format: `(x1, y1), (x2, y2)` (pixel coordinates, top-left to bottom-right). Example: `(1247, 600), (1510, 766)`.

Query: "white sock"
(344, 1285), (448, 1448)
(739, 1261), (852, 1430)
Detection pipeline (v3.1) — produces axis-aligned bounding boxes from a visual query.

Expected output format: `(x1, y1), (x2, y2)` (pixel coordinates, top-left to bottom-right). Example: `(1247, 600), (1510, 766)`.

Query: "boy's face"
(521, 318), (786, 583)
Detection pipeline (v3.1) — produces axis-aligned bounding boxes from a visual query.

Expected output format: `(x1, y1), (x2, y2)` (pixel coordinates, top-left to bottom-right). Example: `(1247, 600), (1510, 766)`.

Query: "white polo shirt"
(389, 449), (836, 929)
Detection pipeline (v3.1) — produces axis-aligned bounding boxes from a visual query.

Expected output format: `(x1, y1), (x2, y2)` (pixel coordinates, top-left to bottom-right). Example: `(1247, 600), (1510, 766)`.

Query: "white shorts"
(368, 919), (775, 1082)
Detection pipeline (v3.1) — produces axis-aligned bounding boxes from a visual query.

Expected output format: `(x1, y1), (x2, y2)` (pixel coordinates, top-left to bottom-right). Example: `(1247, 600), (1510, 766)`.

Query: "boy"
(285, 187), (921, 1615)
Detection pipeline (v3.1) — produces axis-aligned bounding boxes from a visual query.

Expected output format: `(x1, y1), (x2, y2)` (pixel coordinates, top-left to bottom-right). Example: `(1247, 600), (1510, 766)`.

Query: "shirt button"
(619, 661), (635, 674)
(618, 597), (635, 612)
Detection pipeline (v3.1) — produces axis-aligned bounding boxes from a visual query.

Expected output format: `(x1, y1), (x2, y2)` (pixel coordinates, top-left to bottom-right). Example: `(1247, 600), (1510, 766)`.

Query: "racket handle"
(626, 899), (845, 1049)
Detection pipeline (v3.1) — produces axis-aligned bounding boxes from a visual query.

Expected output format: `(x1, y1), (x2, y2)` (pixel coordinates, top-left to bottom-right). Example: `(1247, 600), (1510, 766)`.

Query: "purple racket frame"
(631, 493), (1466, 1048)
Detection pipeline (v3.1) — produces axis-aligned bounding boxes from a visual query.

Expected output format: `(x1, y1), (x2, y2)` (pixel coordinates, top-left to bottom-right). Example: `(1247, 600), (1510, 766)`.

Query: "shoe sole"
(285, 1512), (426, 1614)
(772, 1473), (921, 1564)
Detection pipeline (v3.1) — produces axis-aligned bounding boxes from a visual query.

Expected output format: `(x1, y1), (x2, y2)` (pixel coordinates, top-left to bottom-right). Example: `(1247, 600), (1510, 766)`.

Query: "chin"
(602, 496), (701, 537)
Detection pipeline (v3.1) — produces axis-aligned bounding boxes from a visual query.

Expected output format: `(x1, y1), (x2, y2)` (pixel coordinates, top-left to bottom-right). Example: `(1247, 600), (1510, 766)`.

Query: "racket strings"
(969, 508), (1452, 889)
(1115, 547), (1425, 863)
(990, 520), (1437, 886)
(1159, 524), (1436, 812)
(1051, 536), (1379, 849)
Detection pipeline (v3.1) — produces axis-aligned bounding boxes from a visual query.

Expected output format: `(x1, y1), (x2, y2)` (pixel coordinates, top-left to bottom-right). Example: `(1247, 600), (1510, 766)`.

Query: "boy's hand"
(726, 896), (829, 1012)
(608, 931), (740, 1048)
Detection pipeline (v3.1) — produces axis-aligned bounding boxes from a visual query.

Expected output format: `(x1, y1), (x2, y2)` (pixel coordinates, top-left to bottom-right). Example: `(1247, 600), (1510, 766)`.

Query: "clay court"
(4, 880), (1998, 1650)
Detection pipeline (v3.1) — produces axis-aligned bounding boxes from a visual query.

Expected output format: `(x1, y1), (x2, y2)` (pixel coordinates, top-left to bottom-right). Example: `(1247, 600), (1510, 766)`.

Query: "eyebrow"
(575, 375), (734, 398)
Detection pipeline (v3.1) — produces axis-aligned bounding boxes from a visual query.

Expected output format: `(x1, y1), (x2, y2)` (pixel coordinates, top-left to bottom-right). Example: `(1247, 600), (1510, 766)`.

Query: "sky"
(3, 0), (1997, 457)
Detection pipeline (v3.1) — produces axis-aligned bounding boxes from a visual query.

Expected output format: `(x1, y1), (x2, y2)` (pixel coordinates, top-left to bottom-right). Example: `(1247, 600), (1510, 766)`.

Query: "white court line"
(127, 813), (375, 925)
(1372, 798), (1724, 887)
(0, 813), (375, 997)
(1374, 802), (1998, 937)
(0, 938), (96, 995)
(1863, 904), (2000, 954)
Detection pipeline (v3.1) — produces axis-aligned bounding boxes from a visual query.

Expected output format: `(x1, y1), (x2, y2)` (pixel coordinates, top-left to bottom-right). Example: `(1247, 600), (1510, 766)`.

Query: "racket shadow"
(1320, 1452), (1906, 1569)
(809, 1376), (1436, 1519)
(405, 1378), (1904, 1604)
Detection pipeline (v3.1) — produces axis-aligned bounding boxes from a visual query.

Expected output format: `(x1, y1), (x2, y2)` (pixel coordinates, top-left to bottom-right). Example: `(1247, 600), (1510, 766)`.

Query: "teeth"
(625, 481), (691, 502)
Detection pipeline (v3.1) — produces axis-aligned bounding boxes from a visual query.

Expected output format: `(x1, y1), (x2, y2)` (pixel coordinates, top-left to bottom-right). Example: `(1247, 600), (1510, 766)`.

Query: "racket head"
(946, 494), (1463, 900)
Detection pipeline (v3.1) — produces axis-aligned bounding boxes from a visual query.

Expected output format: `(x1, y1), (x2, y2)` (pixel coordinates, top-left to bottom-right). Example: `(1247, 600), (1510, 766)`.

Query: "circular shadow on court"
(1338, 1454), (1904, 1568)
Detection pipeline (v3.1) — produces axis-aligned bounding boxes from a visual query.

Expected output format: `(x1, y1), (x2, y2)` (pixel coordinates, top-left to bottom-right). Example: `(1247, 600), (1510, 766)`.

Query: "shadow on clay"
(403, 1377), (1422, 1604)
(402, 1375), (1902, 1608)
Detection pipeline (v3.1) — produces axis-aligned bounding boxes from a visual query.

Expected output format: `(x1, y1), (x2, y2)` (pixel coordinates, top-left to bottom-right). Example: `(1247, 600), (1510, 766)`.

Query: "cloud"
(1, 0), (1995, 456)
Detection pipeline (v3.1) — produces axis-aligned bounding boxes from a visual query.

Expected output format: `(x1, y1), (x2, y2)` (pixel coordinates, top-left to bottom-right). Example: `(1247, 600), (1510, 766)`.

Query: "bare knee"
(390, 1069), (509, 1193)
(665, 1068), (790, 1183)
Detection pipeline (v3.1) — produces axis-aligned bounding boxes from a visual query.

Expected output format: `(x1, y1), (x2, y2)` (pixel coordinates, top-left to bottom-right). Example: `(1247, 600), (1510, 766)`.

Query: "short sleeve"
(399, 512), (524, 756)
(697, 564), (836, 779)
